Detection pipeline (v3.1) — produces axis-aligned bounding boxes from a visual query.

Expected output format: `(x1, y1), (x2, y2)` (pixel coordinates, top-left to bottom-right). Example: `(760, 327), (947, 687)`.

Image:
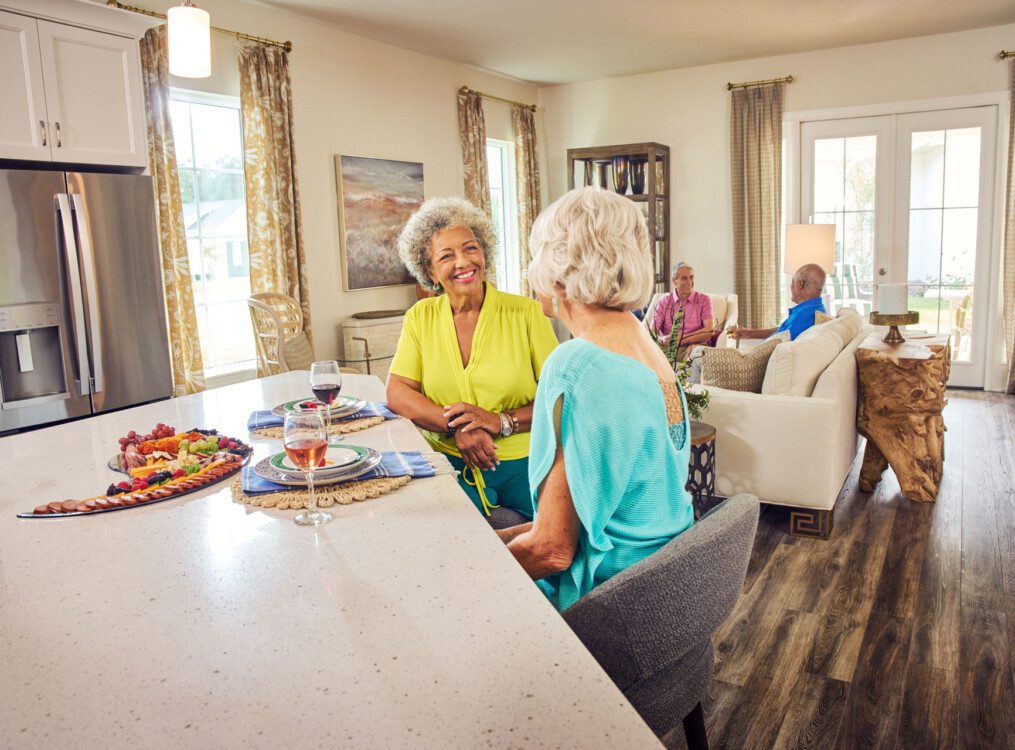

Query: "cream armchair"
(644, 292), (739, 348)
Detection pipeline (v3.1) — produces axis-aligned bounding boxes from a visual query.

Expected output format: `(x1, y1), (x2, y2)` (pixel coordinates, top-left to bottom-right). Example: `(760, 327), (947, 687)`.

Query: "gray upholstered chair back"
(562, 493), (759, 737)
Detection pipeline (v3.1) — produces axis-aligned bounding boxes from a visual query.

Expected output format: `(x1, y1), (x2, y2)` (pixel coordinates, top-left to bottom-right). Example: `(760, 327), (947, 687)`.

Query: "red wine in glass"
(312, 383), (342, 405)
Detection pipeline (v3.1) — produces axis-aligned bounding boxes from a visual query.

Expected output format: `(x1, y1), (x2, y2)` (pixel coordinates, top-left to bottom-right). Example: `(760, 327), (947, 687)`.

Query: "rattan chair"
(247, 293), (315, 375)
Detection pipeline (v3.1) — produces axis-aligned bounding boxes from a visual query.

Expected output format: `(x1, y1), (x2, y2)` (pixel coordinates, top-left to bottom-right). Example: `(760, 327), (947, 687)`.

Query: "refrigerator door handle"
(56, 194), (91, 396)
(70, 194), (104, 395)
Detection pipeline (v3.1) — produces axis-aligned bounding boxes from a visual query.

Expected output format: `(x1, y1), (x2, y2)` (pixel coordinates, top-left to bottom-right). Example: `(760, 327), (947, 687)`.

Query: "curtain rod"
(1000, 50), (1015, 60)
(458, 86), (536, 112)
(726, 74), (794, 91)
(106, 1), (292, 52)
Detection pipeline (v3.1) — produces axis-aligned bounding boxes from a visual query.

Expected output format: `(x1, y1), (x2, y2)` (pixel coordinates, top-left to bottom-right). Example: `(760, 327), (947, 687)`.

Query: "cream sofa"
(644, 292), (739, 348)
(693, 310), (870, 539)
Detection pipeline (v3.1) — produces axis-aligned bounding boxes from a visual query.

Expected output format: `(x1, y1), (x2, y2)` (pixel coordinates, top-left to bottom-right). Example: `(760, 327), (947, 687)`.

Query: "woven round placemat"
(250, 415), (384, 440)
(230, 474), (410, 510)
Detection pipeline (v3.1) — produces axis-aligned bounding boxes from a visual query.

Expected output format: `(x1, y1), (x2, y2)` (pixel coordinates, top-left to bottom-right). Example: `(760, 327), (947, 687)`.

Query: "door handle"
(39, 120), (47, 147)
(55, 121), (61, 148)
(56, 194), (91, 396)
(71, 194), (103, 395)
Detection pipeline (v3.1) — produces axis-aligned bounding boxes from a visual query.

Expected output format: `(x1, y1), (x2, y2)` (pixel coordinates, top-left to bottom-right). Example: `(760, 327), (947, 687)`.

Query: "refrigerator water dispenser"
(0, 304), (68, 406)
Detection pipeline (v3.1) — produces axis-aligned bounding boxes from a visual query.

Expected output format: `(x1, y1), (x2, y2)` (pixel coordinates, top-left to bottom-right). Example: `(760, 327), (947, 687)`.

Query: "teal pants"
(448, 455), (533, 521)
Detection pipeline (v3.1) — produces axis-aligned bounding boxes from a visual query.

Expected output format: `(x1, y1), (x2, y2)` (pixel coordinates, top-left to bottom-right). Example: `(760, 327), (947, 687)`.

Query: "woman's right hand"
(455, 429), (499, 471)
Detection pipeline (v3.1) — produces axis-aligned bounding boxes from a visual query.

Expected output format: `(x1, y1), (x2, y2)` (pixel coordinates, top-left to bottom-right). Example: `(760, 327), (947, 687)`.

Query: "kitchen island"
(0, 372), (660, 748)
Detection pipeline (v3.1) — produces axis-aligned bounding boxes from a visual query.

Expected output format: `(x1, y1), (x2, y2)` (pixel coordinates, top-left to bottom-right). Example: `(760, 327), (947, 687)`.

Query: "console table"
(855, 332), (950, 502)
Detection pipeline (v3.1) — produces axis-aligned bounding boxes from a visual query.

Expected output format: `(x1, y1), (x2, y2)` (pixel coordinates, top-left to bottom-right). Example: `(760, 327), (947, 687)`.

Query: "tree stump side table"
(855, 333), (951, 502)
(687, 421), (717, 519)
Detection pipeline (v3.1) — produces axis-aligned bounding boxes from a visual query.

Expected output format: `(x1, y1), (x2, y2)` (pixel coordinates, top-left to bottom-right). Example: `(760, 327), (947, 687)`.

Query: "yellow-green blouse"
(389, 284), (558, 460)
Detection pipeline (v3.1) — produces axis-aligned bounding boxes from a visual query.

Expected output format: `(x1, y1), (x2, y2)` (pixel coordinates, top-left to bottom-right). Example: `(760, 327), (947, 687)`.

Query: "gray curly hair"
(397, 197), (497, 293)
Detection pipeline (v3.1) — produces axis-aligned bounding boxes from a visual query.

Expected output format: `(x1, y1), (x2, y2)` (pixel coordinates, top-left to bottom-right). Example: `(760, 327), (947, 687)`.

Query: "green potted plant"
(647, 308), (710, 421)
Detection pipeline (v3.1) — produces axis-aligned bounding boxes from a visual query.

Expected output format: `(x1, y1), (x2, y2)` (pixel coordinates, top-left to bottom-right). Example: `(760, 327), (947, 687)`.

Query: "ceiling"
(254, 0), (1015, 85)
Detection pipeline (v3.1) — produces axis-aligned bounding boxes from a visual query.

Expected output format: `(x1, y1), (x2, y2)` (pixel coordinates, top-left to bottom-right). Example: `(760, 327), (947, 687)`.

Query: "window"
(486, 140), (521, 294)
(793, 104), (998, 388)
(169, 90), (255, 377)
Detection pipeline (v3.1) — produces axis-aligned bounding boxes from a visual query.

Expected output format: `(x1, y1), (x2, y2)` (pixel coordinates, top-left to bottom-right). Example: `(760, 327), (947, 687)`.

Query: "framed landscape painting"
(336, 155), (424, 290)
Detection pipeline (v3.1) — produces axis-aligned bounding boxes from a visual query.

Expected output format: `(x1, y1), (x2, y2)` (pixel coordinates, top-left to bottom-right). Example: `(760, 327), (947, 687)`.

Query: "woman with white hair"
(387, 197), (558, 522)
(497, 187), (694, 611)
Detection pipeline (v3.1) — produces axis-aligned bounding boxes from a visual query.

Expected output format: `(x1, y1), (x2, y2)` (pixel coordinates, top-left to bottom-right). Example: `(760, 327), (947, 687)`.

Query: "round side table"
(686, 421), (717, 520)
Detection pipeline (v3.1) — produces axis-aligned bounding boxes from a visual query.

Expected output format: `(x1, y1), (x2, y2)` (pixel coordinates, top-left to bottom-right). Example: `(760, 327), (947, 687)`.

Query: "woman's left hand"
(444, 402), (501, 435)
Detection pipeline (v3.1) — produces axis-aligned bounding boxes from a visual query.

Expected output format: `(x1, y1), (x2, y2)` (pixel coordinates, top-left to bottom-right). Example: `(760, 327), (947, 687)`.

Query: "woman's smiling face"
(429, 225), (486, 293)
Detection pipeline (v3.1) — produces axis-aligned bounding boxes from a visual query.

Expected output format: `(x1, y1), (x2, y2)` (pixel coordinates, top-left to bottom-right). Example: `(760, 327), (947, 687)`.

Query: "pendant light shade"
(167, 1), (211, 78)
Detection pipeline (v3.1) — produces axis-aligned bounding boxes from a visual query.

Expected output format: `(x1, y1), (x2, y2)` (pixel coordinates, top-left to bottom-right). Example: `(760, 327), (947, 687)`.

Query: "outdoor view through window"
(169, 92), (255, 375)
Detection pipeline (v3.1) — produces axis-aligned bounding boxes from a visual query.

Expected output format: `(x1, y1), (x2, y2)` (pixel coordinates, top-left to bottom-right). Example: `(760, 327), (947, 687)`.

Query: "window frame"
(169, 88), (256, 384)
(486, 138), (521, 295)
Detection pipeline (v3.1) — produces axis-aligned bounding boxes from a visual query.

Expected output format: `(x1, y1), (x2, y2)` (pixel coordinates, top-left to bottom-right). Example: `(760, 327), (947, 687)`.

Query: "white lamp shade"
(784, 224), (835, 274)
(167, 3), (211, 79)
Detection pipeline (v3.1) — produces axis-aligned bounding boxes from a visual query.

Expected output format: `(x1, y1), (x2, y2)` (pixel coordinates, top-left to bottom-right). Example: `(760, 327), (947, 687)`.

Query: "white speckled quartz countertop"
(0, 372), (660, 748)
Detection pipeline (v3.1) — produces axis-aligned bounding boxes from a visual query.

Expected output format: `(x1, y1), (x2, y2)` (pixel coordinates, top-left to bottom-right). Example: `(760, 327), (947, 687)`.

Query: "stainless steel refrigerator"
(0, 169), (172, 432)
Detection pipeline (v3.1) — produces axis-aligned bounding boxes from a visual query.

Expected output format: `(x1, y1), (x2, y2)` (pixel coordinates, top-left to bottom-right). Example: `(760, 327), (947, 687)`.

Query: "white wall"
(139, 0), (537, 361)
(537, 23), (1015, 296)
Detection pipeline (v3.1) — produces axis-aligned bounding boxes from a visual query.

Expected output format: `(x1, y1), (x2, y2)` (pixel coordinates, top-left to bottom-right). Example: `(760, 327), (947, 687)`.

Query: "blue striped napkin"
(241, 450), (434, 495)
(247, 401), (398, 431)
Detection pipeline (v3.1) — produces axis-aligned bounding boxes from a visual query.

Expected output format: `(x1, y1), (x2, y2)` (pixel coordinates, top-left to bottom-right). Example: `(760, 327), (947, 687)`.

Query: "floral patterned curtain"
(1003, 60), (1015, 392)
(139, 26), (205, 396)
(238, 42), (313, 375)
(457, 89), (491, 218)
(512, 104), (541, 297)
(730, 82), (785, 329)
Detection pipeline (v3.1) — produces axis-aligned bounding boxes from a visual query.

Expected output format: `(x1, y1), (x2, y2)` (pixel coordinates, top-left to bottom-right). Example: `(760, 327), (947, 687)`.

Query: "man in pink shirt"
(652, 263), (715, 353)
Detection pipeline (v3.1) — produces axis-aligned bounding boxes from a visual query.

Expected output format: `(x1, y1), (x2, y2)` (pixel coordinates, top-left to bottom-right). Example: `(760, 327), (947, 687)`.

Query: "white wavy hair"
(527, 187), (654, 311)
(397, 197), (497, 293)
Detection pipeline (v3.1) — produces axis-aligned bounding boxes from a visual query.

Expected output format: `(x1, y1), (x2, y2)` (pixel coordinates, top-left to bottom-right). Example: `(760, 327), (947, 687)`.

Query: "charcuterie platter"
(19, 423), (253, 519)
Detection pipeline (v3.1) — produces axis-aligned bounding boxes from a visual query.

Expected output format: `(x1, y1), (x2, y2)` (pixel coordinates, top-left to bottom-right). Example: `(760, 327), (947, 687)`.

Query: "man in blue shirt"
(686, 263), (827, 384)
(728, 263), (827, 342)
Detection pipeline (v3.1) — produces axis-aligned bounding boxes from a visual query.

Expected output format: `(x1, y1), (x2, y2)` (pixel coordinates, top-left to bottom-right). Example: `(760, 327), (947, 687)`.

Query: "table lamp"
(783, 224), (835, 274)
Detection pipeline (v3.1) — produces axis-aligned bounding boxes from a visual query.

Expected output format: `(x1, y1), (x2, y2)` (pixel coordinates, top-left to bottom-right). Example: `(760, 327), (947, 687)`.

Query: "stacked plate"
(271, 395), (367, 421)
(253, 444), (382, 487)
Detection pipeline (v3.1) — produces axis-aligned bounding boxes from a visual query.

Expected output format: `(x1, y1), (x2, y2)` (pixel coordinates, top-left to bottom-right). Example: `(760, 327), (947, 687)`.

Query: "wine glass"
(310, 360), (342, 441)
(284, 411), (332, 526)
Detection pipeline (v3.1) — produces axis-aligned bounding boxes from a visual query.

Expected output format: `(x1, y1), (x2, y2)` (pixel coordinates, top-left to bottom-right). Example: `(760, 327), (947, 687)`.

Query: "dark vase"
(583, 160), (594, 187)
(629, 158), (647, 194)
(612, 156), (629, 194)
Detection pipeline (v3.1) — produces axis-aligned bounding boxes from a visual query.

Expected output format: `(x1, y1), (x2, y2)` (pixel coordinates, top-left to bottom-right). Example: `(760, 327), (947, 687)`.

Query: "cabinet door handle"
(39, 120), (47, 146)
(55, 121), (61, 148)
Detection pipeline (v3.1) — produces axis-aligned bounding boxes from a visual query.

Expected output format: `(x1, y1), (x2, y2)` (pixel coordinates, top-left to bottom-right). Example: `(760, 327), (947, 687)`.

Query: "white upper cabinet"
(0, 10), (51, 160)
(0, 7), (147, 168)
(36, 20), (146, 167)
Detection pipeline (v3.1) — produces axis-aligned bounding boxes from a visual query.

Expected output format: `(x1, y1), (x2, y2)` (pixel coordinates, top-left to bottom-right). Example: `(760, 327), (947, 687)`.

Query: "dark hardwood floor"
(668, 390), (1015, 749)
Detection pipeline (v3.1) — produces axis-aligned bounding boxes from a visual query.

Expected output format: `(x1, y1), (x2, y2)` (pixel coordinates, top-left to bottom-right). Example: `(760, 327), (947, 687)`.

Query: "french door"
(800, 105), (998, 388)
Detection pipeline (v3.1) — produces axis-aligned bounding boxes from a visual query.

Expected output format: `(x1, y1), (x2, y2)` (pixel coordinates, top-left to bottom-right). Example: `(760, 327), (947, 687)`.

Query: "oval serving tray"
(18, 454), (250, 520)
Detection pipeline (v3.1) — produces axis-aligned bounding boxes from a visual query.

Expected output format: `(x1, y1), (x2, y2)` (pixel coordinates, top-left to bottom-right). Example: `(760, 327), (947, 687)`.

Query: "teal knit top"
(528, 339), (694, 612)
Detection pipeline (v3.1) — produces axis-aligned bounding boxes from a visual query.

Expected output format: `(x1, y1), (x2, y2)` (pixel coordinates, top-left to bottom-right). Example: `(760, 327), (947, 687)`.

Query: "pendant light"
(167, 0), (211, 78)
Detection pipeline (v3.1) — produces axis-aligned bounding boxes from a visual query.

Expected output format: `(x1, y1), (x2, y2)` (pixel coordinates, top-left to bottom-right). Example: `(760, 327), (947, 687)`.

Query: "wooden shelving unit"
(566, 142), (670, 290)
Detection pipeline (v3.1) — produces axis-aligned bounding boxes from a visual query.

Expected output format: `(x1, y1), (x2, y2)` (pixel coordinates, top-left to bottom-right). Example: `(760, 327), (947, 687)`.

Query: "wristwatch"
(498, 411), (514, 437)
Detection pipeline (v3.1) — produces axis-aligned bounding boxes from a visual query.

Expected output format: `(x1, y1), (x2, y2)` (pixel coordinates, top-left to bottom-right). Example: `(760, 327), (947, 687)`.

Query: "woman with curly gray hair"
(387, 197), (558, 524)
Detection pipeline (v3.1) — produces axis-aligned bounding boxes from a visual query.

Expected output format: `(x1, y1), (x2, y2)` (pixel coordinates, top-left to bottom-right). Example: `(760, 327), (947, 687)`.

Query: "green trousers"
(447, 455), (533, 520)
